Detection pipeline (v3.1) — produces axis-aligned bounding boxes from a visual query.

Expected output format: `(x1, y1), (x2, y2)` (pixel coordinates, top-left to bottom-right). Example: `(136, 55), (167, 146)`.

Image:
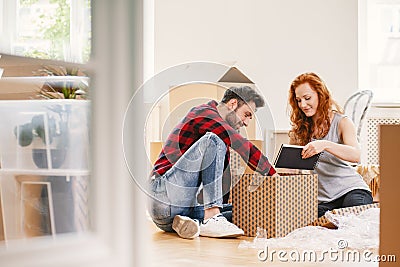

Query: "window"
(359, 0), (400, 103)
(0, 0), (91, 63)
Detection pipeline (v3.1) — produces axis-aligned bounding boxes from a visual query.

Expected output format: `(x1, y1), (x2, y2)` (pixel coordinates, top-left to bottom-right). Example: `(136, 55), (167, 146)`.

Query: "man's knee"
(152, 219), (174, 232)
(148, 199), (174, 232)
(202, 132), (225, 148)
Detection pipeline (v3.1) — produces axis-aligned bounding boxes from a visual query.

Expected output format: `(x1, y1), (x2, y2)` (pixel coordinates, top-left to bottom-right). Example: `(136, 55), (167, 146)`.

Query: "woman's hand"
(302, 140), (327, 159)
(301, 117), (361, 163)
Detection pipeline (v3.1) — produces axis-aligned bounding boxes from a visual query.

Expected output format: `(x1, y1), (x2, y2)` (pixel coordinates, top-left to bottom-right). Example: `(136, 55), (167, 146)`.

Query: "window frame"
(359, 0), (400, 104)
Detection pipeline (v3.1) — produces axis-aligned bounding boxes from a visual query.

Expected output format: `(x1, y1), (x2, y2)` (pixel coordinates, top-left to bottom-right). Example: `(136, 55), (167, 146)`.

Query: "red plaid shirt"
(152, 100), (276, 177)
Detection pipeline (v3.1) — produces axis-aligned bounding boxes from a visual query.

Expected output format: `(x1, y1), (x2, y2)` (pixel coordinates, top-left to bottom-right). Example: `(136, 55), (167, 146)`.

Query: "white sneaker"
(200, 214), (244, 238)
(172, 215), (200, 239)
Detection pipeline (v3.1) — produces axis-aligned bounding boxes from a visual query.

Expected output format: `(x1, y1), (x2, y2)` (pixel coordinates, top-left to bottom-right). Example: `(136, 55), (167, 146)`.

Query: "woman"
(288, 72), (373, 217)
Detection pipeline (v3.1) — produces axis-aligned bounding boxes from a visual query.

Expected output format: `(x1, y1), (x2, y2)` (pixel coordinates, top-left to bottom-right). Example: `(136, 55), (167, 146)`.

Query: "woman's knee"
(342, 189), (373, 208)
(318, 204), (331, 217)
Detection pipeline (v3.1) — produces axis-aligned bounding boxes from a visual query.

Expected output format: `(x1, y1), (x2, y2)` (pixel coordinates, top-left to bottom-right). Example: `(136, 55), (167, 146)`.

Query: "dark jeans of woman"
(318, 189), (373, 217)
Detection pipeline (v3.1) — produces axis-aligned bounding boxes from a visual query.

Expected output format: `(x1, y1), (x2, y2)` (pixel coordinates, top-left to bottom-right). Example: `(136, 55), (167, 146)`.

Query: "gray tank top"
(312, 113), (370, 203)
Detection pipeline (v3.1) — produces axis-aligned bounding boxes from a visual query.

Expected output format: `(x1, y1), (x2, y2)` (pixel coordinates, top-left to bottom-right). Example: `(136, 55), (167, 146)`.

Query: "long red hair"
(288, 72), (343, 145)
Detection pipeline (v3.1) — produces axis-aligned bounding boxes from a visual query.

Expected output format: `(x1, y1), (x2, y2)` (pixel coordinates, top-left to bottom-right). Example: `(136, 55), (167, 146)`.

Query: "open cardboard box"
(231, 172), (318, 237)
(309, 203), (380, 229)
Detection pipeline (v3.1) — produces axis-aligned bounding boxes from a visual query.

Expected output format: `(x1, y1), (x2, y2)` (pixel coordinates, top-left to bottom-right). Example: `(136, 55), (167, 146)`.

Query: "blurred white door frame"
(0, 1), (146, 266)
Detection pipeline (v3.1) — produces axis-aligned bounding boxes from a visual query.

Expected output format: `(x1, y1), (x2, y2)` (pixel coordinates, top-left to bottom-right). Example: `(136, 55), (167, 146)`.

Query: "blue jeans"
(148, 132), (227, 232)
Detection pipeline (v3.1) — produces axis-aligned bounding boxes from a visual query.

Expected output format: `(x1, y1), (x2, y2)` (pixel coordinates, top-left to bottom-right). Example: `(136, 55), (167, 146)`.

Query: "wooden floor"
(147, 217), (378, 267)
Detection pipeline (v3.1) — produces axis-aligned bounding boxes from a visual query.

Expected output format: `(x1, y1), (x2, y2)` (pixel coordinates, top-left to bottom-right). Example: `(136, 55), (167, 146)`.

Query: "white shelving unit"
(0, 100), (90, 242)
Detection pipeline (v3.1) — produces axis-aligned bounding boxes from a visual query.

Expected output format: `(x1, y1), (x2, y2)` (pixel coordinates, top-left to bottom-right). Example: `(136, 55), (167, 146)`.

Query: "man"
(148, 85), (277, 239)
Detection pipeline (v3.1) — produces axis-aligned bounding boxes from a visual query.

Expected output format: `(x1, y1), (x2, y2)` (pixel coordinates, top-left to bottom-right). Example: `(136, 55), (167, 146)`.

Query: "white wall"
(153, 0), (358, 130)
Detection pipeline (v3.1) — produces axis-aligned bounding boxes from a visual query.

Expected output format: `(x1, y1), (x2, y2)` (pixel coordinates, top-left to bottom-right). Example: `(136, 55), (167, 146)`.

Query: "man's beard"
(226, 109), (241, 131)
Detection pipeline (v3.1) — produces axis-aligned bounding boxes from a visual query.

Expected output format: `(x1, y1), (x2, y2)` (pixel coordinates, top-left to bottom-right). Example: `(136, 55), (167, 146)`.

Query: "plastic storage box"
(0, 100), (90, 170)
(0, 100), (90, 241)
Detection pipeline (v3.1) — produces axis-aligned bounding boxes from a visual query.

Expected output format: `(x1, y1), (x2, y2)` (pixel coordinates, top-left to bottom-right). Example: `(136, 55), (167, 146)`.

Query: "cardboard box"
(0, 78), (43, 100)
(356, 164), (380, 201)
(379, 125), (400, 265)
(309, 203), (380, 227)
(0, 184), (5, 241)
(229, 141), (264, 176)
(148, 66), (259, 148)
(231, 173), (318, 237)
